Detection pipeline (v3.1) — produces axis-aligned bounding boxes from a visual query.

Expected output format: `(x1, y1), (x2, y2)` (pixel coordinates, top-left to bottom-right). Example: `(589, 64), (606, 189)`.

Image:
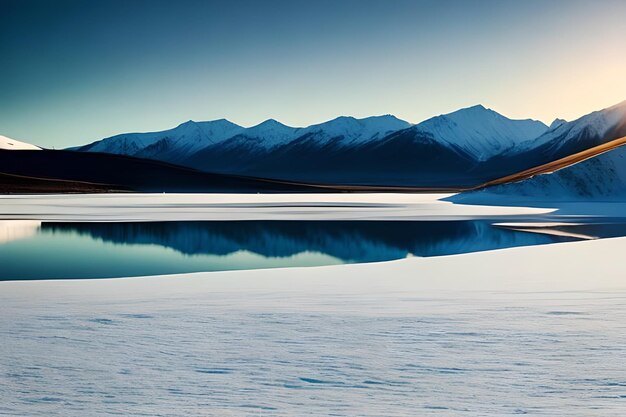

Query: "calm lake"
(2, 219), (623, 280)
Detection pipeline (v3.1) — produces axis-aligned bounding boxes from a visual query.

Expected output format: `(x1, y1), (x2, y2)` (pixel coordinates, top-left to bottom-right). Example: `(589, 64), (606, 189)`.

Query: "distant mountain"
(226, 107), (547, 185)
(182, 115), (418, 183)
(70, 100), (626, 189)
(231, 123), (480, 186)
(450, 101), (626, 202)
(79, 114), (410, 161)
(0, 134), (41, 150)
(78, 107), (549, 187)
(176, 119), (304, 173)
(549, 118), (567, 129)
(469, 100), (626, 182)
(514, 100), (626, 157)
(297, 115), (412, 146)
(227, 119), (302, 149)
(412, 105), (548, 160)
(80, 119), (245, 164)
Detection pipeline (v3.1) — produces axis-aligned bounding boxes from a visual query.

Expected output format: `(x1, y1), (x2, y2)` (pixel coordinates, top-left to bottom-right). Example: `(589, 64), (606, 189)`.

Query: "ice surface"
(2, 237), (626, 416)
(0, 193), (553, 222)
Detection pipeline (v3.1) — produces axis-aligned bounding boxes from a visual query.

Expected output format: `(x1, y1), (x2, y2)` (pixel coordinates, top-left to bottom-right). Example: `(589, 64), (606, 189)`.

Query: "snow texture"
(413, 105), (548, 160)
(0, 134), (41, 150)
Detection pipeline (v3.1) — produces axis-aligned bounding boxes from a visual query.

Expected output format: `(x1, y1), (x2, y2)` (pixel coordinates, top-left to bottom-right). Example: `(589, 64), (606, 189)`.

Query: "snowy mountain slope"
(173, 119), (303, 172)
(77, 107), (542, 170)
(229, 127), (479, 186)
(185, 115), (409, 155)
(297, 115), (412, 147)
(452, 143), (626, 201)
(79, 119), (244, 158)
(175, 115), (413, 178)
(72, 101), (626, 188)
(234, 119), (301, 149)
(0, 135), (41, 150)
(514, 100), (626, 156)
(182, 108), (544, 184)
(549, 118), (567, 129)
(135, 119), (245, 163)
(413, 105), (548, 160)
(472, 100), (626, 187)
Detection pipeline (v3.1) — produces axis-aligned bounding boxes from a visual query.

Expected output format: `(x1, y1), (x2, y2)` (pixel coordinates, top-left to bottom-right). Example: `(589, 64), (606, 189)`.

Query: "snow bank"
(0, 193), (553, 222)
(0, 134), (41, 150)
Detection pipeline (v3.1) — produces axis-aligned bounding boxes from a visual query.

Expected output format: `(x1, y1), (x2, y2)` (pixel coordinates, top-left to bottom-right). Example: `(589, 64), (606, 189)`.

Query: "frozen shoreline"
(3, 236), (626, 302)
(2, 238), (626, 416)
(3, 194), (626, 416)
(0, 192), (554, 221)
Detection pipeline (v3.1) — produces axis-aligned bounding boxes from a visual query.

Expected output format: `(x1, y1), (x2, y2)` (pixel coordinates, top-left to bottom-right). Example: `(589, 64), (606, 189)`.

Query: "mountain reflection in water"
(0, 220), (599, 280)
(44, 220), (580, 259)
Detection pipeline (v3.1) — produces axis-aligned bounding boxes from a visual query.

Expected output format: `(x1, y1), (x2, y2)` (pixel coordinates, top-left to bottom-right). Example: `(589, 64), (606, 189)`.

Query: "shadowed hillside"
(0, 150), (328, 193)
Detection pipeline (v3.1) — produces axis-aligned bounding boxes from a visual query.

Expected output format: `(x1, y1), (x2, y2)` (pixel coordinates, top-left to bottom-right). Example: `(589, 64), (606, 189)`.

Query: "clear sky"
(2, 0), (626, 148)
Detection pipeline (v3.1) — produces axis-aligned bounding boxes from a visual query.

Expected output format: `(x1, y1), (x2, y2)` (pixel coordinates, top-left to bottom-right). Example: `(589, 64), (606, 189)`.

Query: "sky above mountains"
(2, 0), (626, 148)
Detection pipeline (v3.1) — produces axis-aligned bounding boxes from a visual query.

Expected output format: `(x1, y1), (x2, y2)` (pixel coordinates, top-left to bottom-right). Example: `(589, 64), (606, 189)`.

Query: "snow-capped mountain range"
(77, 105), (554, 185)
(450, 100), (626, 201)
(81, 118), (245, 163)
(81, 114), (413, 157)
(0, 99), (618, 189)
(79, 106), (548, 162)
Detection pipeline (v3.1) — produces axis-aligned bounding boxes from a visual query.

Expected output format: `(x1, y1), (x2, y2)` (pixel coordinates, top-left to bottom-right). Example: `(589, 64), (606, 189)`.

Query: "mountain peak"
(329, 115), (357, 122)
(362, 114), (409, 123)
(253, 118), (292, 129)
(213, 118), (236, 124)
(549, 118), (567, 129)
(241, 119), (299, 148)
(173, 120), (200, 132)
(196, 118), (243, 129)
(437, 104), (498, 120)
(178, 118), (243, 130)
(415, 105), (548, 160)
(296, 114), (411, 147)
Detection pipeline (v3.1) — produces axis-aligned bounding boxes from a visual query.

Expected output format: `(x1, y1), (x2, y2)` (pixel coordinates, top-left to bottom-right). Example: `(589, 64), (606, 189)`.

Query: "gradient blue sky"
(2, 0), (626, 148)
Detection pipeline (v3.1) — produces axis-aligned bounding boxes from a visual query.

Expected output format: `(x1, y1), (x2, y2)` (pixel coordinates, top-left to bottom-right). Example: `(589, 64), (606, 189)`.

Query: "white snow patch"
(0, 135), (41, 150)
(414, 105), (548, 160)
(0, 193), (554, 222)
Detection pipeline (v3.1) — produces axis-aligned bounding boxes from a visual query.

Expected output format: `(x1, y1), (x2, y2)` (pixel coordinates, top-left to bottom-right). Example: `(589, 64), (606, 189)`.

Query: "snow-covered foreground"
(0, 193), (553, 221)
(2, 237), (626, 416)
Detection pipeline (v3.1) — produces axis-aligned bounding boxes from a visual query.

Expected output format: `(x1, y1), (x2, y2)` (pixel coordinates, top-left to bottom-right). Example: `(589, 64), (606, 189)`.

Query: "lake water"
(2, 219), (622, 280)
(2, 195), (626, 416)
